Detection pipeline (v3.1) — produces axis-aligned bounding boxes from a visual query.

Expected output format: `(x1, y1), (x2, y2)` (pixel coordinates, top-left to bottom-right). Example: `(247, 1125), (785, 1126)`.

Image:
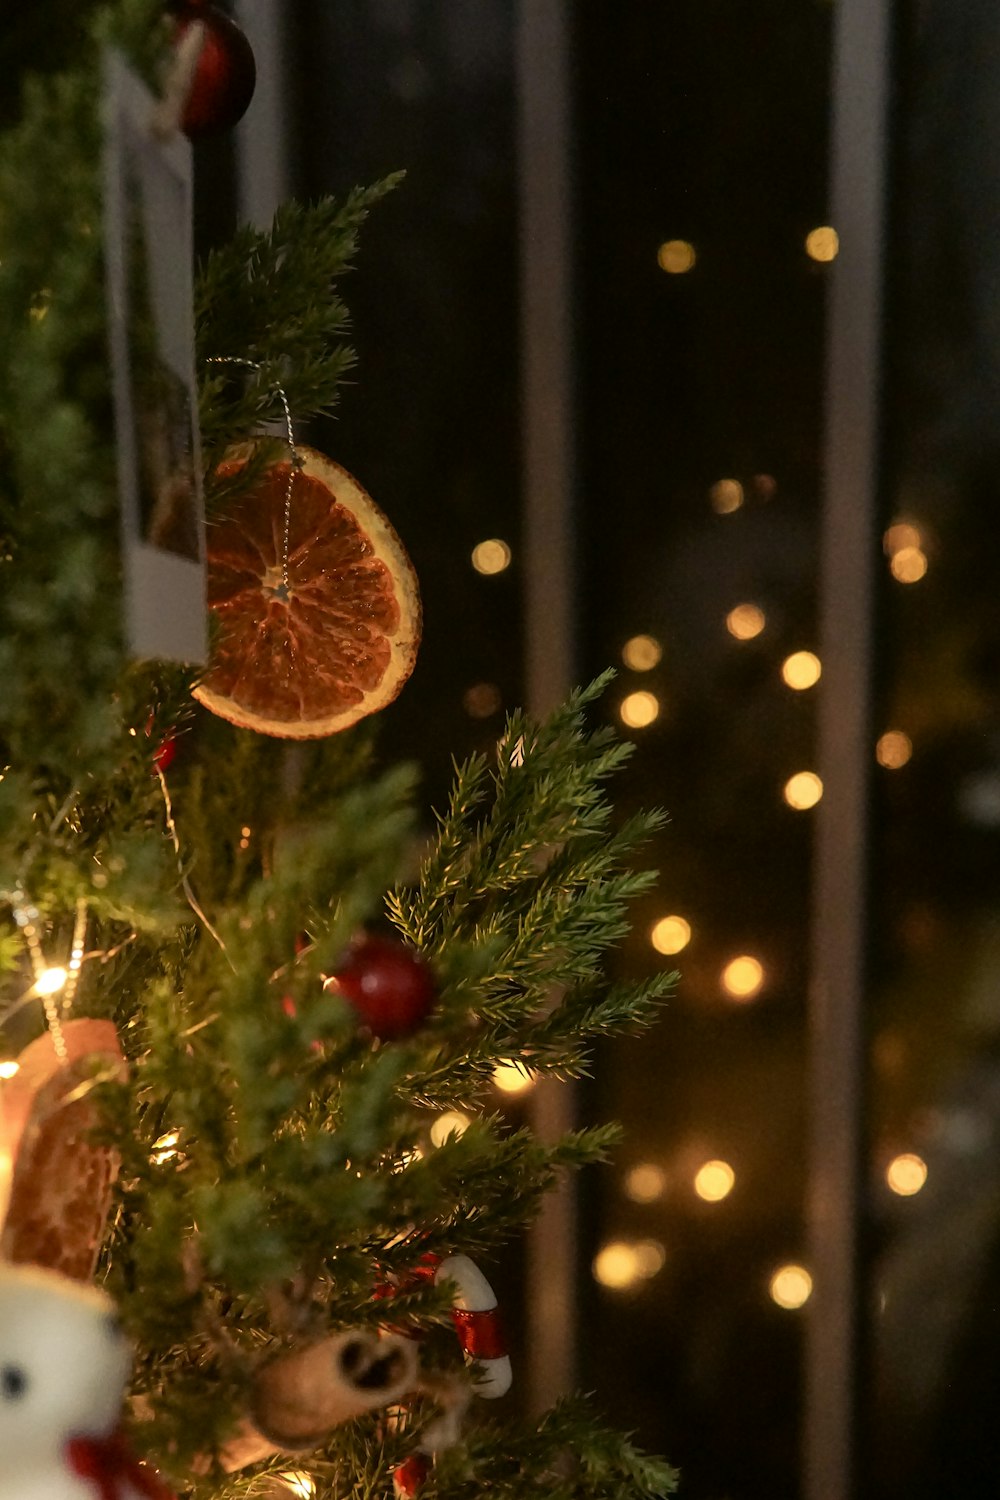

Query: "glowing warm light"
(463, 682), (503, 719)
(624, 1163), (667, 1203)
(621, 634), (662, 671)
(890, 546), (928, 584)
(721, 955), (764, 1001)
(619, 691), (660, 729)
(781, 651), (822, 690)
(471, 539), (512, 575)
(280, 1473), (316, 1500)
(805, 226), (839, 262)
(770, 1264), (813, 1309)
(34, 966), (68, 997)
(492, 1061), (535, 1096)
(876, 730), (912, 770)
(783, 771), (824, 810)
(694, 1159), (736, 1202)
(430, 1110), (471, 1147)
(657, 239), (696, 274)
(886, 1152), (927, 1197)
(725, 604), (766, 641)
(709, 478), (744, 514)
(592, 1240), (663, 1289)
(883, 521), (922, 556)
(634, 1239), (666, 1277)
(593, 1242), (642, 1289)
(650, 915), (691, 955)
(151, 1130), (180, 1165)
(0, 1061), (19, 1080)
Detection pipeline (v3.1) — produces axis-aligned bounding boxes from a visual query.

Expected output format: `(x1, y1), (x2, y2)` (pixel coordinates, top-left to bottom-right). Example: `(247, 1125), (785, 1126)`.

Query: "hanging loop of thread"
(206, 357), (300, 596)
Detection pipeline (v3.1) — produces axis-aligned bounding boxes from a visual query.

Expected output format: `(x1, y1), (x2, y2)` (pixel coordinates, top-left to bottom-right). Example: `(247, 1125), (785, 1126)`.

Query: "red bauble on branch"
(329, 935), (437, 1040)
(169, 1), (256, 139)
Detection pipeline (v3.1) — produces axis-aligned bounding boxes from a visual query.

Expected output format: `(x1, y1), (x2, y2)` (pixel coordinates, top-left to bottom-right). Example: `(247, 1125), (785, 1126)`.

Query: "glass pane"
(870, 5), (1000, 1494)
(575, 6), (833, 1496)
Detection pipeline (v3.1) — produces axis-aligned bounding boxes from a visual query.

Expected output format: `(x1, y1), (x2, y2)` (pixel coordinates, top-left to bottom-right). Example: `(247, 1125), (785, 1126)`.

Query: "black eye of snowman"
(0, 1364), (27, 1400)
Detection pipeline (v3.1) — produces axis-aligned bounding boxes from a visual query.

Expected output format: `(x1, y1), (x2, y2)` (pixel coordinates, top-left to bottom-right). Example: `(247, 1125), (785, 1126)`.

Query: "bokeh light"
(886, 1152), (927, 1197)
(781, 651), (822, 690)
(471, 539), (512, 575)
(593, 1239), (664, 1289)
(430, 1111), (471, 1147)
(876, 730), (912, 769)
(889, 546), (928, 584)
(770, 1264), (813, 1309)
(624, 1163), (667, 1203)
(492, 1061), (535, 1096)
(721, 955), (764, 1001)
(783, 771), (824, 810)
(694, 1160), (736, 1202)
(805, 226), (839, 262)
(619, 691), (660, 729)
(650, 915), (691, 955)
(726, 604), (766, 640)
(709, 478), (744, 514)
(657, 239), (696, 274)
(621, 634), (662, 671)
(592, 1241), (644, 1289)
(463, 682), (503, 719)
(0, 1061), (19, 1080)
(634, 1239), (666, 1277)
(883, 521), (922, 556)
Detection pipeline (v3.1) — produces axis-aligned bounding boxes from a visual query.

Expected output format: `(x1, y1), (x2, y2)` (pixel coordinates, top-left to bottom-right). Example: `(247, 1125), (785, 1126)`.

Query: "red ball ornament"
(169, 1), (256, 139)
(330, 935), (437, 1040)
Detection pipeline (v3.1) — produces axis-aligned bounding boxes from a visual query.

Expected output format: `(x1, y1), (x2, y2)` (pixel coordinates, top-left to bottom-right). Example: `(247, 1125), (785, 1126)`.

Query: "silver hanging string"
(206, 357), (300, 596)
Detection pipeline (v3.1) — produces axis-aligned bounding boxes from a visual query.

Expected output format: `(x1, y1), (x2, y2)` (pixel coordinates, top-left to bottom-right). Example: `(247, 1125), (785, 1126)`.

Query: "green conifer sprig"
(196, 181), (403, 478)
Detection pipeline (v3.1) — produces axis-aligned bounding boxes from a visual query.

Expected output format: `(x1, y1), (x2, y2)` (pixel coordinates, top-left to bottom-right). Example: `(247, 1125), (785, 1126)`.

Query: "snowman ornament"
(0, 1264), (172, 1500)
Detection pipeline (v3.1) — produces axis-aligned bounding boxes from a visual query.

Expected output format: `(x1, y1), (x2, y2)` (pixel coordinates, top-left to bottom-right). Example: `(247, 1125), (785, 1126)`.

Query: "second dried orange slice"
(193, 443), (420, 737)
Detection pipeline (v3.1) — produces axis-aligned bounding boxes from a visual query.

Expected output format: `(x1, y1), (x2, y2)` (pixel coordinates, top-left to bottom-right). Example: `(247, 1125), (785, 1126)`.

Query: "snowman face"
(0, 1265), (131, 1466)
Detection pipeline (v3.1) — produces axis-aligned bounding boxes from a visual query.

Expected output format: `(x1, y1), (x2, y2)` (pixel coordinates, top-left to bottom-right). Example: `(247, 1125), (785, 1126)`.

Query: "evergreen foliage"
(0, 8), (678, 1500)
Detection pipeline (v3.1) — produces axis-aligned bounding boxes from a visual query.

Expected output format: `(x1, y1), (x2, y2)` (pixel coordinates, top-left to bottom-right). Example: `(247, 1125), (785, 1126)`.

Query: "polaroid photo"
(103, 49), (207, 664)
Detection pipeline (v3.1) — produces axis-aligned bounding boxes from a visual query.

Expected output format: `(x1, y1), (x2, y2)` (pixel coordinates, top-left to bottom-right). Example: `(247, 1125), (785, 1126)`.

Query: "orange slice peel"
(193, 443), (421, 738)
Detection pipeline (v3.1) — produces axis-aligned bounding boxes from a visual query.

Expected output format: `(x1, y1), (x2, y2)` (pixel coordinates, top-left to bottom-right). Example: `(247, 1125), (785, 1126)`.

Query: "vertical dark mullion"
(516, 0), (578, 1413)
(806, 2), (891, 1497)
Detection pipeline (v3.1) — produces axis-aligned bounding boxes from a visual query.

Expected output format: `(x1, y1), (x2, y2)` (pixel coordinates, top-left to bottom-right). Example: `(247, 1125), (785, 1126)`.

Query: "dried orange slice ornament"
(193, 444), (421, 737)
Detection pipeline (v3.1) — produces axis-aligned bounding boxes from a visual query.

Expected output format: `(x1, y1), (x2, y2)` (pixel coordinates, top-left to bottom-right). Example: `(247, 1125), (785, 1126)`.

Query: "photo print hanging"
(103, 49), (207, 663)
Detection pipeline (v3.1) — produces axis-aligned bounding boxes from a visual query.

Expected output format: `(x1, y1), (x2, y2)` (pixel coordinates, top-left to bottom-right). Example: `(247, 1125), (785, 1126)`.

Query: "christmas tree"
(0, 5), (678, 1499)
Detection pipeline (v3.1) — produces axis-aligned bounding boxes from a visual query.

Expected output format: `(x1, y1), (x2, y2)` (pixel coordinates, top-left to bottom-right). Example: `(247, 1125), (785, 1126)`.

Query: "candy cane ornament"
(434, 1254), (511, 1399)
(382, 1250), (511, 1498)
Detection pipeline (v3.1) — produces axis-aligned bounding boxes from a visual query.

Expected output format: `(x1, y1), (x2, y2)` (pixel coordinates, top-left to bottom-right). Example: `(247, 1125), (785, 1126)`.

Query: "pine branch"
(195, 180), (404, 474)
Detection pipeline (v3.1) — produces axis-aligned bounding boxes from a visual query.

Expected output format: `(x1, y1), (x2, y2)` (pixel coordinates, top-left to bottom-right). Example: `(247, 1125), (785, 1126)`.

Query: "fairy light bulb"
(34, 966), (68, 997)
(0, 1061), (19, 1080)
(280, 1474), (316, 1500)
